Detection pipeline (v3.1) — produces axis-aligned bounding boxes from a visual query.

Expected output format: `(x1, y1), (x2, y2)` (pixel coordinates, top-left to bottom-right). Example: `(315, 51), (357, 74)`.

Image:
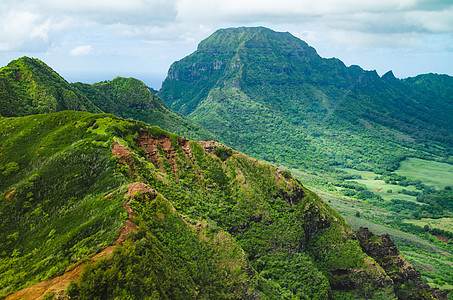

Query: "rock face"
(356, 227), (448, 300)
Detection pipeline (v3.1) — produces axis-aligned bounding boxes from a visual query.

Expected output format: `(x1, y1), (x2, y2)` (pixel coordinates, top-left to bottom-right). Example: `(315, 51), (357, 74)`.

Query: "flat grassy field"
(404, 218), (453, 233)
(338, 168), (420, 203)
(344, 215), (447, 254)
(396, 158), (453, 189)
(291, 169), (453, 291)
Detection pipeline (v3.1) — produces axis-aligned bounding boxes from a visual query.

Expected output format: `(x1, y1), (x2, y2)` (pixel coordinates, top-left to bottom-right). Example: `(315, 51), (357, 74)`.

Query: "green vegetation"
(76, 193), (271, 299)
(405, 218), (453, 233)
(158, 30), (453, 296)
(1, 111), (423, 299)
(1, 27), (452, 298)
(0, 112), (129, 295)
(72, 77), (216, 141)
(396, 158), (453, 189)
(159, 27), (453, 174)
(0, 57), (215, 142)
(0, 57), (100, 117)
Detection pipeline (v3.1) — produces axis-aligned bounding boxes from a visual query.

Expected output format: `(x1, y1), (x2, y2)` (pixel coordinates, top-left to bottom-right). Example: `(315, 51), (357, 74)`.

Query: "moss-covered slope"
(0, 57), (101, 117)
(72, 77), (216, 141)
(0, 112), (440, 299)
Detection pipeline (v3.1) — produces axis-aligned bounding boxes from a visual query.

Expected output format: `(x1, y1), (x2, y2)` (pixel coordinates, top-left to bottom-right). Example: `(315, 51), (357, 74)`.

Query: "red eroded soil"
(441, 251), (451, 257)
(434, 235), (448, 243)
(6, 183), (151, 300)
(377, 188), (383, 192)
(420, 265), (431, 272)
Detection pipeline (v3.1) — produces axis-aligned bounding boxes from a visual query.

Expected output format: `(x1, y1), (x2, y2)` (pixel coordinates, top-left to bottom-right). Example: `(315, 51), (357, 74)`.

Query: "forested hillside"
(72, 77), (216, 141)
(0, 57), (214, 142)
(159, 27), (453, 172)
(0, 112), (442, 299)
(0, 57), (100, 116)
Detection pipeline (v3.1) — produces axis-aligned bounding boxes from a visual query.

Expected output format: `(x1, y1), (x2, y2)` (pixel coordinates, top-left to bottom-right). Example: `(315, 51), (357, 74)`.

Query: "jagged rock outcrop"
(356, 227), (448, 300)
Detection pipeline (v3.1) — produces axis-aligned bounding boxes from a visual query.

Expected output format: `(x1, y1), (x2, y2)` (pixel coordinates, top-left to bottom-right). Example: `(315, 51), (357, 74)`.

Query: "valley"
(0, 26), (452, 299)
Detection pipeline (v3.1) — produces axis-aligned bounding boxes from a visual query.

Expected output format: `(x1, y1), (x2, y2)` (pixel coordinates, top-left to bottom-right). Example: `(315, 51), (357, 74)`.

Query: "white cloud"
(0, 0), (452, 82)
(70, 45), (94, 56)
(0, 9), (51, 51)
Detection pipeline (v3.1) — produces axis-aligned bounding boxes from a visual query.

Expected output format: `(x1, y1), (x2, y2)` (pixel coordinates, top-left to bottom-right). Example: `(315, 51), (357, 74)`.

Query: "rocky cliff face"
(356, 227), (448, 300)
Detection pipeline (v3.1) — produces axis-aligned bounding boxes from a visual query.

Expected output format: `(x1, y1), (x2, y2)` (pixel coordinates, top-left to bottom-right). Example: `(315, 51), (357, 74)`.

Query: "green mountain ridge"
(0, 57), (101, 116)
(159, 27), (453, 172)
(0, 57), (214, 142)
(0, 111), (444, 299)
(0, 27), (451, 299)
(72, 77), (216, 141)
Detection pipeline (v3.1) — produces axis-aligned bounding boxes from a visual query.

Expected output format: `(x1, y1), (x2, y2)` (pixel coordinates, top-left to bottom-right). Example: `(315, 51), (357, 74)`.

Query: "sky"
(0, 0), (452, 89)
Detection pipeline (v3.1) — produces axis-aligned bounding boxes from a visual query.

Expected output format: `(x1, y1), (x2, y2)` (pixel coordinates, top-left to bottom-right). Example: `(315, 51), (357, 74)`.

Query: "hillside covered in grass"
(72, 77), (216, 141)
(1, 111), (443, 299)
(0, 57), (215, 142)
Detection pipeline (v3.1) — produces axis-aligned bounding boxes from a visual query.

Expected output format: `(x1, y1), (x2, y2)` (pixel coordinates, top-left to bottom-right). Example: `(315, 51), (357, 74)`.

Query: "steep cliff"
(356, 227), (448, 300)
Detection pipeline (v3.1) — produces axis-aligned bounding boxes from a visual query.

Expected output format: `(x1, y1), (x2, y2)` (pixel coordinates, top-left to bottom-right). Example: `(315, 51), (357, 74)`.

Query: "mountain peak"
(197, 26), (317, 56)
(382, 70), (397, 81)
(6, 56), (53, 76)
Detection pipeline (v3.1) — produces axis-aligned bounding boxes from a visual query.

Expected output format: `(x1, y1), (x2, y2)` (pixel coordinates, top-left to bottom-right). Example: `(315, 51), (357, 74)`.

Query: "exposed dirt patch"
(112, 141), (131, 159)
(124, 182), (157, 201)
(197, 141), (223, 155)
(5, 190), (15, 200)
(6, 184), (152, 300)
(420, 265), (431, 272)
(5, 245), (116, 300)
(134, 130), (199, 181)
(116, 219), (137, 246)
(434, 235), (448, 243)
(112, 141), (135, 173)
(440, 251), (451, 257)
(135, 131), (179, 178)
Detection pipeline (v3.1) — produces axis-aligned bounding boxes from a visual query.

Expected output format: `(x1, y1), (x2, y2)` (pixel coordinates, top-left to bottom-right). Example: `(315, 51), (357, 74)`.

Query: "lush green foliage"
(0, 57), (100, 117)
(0, 57), (215, 142)
(0, 111), (440, 299)
(72, 77), (216, 141)
(76, 193), (271, 299)
(159, 27), (453, 174)
(0, 112), (129, 296)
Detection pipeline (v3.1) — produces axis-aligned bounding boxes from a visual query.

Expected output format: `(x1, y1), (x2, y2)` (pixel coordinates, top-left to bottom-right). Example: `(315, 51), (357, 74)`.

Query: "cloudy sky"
(1, 0), (452, 88)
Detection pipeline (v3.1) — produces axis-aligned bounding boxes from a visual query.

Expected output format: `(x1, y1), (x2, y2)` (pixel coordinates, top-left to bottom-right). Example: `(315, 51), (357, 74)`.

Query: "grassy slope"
(72, 77), (216, 141)
(0, 112), (268, 299)
(0, 57), (100, 117)
(1, 112), (409, 299)
(0, 112), (127, 295)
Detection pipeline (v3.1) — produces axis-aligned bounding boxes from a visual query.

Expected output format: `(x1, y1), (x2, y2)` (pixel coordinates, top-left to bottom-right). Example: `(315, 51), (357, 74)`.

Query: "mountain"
(159, 27), (453, 172)
(0, 57), (101, 117)
(0, 57), (214, 141)
(0, 111), (443, 299)
(72, 77), (216, 141)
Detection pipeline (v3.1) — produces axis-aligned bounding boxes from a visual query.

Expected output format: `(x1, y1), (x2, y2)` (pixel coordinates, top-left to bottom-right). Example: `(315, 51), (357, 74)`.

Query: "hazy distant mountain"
(159, 27), (453, 172)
